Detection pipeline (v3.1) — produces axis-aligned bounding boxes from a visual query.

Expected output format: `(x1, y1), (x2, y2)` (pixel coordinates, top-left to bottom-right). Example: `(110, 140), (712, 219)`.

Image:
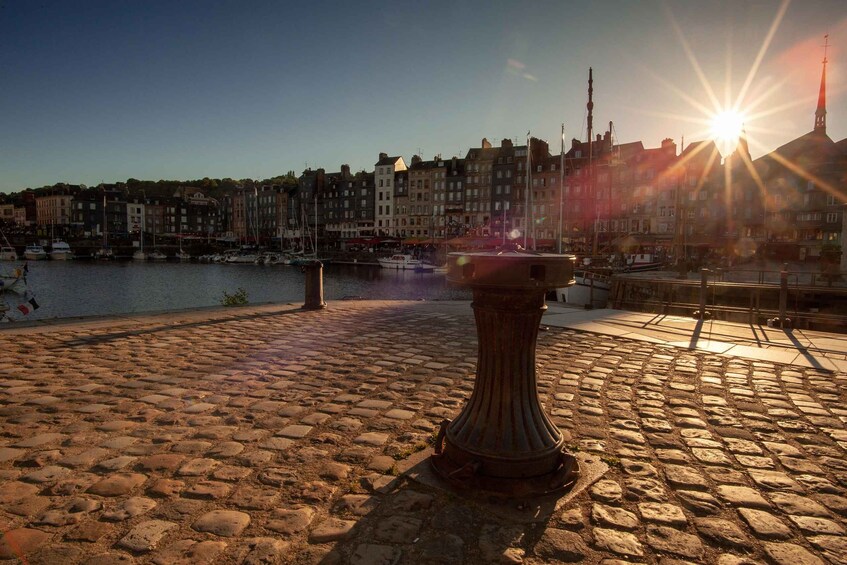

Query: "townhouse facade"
(374, 153), (407, 236)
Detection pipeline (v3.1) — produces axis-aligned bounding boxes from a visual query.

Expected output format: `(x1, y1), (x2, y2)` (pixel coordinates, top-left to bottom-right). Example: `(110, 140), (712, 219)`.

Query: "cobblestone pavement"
(1, 300), (847, 564)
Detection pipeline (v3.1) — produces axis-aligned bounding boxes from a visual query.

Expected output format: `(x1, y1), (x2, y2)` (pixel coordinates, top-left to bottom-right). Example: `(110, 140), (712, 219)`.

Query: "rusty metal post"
(301, 260), (326, 310)
(778, 265), (788, 327)
(432, 244), (579, 497)
(697, 267), (709, 320)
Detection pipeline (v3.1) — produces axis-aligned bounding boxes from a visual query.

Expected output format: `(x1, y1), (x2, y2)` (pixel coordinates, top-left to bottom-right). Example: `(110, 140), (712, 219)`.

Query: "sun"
(710, 109), (746, 155)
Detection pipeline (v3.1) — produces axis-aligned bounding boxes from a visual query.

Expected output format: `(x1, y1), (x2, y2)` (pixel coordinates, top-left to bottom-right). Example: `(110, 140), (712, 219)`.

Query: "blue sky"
(1, 0), (844, 192)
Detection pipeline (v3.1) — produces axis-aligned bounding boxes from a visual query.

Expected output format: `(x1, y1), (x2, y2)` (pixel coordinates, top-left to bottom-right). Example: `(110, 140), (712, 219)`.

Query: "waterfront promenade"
(1, 300), (846, 564)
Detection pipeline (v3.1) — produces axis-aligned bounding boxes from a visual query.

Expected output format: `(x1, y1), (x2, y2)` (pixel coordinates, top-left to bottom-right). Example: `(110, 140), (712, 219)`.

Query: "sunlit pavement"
(1, 300), (846, 563)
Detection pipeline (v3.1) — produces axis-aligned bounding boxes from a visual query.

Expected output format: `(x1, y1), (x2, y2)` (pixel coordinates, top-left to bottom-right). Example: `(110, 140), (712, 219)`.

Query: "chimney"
(501, 138), (513, 148)
(341, 164), (350, 177)
(481, 138), (492, 149)
(411, 155), (422, 165)
(379, 152), (388, 160)
(661, 138), (676, 156)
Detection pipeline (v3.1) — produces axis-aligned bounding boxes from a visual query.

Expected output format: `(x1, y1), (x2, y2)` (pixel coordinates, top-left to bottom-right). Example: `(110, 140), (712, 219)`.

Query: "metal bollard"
(432, 243), (579, 497)
(696, 267), (710, 320)
(301, 260), (326, 310)
(778, 266), (789, 328)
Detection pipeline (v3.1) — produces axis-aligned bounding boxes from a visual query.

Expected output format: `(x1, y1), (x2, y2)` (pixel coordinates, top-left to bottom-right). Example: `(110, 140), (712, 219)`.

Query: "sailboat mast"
(314, 192), (318, 258)
(102, 192), (107, 247)
(558, 123), (564, 254)
(586, 67), (597, 257)
(524, 131), (530, 248)
(607, 120), (613, 254)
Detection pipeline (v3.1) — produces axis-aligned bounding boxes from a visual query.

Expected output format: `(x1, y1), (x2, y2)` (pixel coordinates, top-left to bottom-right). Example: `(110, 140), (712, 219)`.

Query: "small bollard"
(301, 260), (326, 310)
(432, 243), (579, 497)
(773, 266), (791, 329)
(694, 267), (711, 320)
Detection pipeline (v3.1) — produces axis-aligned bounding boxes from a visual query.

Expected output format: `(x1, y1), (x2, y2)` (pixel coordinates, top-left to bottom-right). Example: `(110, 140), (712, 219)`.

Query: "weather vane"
(823, 34), (829, 64)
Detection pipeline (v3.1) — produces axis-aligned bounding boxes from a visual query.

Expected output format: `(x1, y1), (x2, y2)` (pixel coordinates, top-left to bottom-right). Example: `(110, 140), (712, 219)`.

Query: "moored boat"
(624, 253), (663, 272)
(148, 250), (167, 261)
(24, 244), (47, 261)
(49, 240), (73, 260)
(552, 270), (611, 308)
(0, 247), (17, 261)
(226, 253), (258, 264)
(377, 254), (422, 270)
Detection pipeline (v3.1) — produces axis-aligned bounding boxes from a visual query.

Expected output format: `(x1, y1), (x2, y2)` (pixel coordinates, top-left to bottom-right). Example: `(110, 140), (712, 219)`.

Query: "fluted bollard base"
(431, 288), (579, 497)
(301, 261), (326, 310)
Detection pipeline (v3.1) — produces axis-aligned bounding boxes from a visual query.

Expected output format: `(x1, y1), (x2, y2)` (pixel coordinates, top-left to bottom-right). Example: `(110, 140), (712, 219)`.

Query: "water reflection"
(18, 261), (469, 321)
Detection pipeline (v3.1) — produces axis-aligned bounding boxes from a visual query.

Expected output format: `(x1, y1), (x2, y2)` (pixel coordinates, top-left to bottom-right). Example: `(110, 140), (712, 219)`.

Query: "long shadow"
(748, 324), (764, 347)
(687, 318), (705, 349)
(781, 328), (834, 372)
(53, 306), (306, 348)
(51, 300), (470, 350)
(640, 313), (666, 328)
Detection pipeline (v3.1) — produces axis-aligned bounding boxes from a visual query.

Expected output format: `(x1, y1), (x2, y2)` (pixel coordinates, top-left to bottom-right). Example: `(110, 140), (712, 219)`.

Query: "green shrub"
(220, 287), (248, 306)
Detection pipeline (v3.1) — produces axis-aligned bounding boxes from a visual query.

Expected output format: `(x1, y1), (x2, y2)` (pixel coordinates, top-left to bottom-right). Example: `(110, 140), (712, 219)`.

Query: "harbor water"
(9, 261), (470, 322)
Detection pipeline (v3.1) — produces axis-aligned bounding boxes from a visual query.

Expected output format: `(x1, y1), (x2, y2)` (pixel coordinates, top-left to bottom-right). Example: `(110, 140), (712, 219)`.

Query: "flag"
(17, 304), (30, 315)
(28, 297), (39, 310)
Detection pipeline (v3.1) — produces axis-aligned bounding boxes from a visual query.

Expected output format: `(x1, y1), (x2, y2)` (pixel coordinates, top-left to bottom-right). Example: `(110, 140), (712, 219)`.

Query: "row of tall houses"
(4, 58), (845, 260)
(4, 185), (222, 241)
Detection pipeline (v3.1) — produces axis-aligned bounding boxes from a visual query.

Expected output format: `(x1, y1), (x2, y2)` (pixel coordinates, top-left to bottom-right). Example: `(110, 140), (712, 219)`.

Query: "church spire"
(734, 126), (751, 166)
(815, 34), (829, 133)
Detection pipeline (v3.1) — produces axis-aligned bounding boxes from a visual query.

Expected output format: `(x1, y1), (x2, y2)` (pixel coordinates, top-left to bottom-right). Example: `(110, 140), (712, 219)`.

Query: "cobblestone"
(1, 300), (846, 563)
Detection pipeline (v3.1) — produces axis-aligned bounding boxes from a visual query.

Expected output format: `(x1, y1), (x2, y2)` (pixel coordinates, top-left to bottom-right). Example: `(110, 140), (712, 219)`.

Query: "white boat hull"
(378, 254), (422, 269)
(553, 274), (611, 308)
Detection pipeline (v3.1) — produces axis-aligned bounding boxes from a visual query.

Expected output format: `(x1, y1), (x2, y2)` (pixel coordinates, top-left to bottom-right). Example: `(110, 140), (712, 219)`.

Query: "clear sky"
(1, 0), (844, 193)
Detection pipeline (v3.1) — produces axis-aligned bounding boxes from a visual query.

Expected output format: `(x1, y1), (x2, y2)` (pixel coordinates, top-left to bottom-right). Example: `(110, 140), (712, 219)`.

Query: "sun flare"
(710, 109), (746, 155)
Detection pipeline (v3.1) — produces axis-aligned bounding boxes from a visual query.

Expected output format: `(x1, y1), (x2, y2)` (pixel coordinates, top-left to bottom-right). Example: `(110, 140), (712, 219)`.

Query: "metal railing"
(609, 267), (847, 333)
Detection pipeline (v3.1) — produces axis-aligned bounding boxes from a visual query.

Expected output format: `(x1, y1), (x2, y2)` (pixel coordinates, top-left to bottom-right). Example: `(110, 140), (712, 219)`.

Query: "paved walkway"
(545, 304), (847, 372)
(0, 300), (846, 564)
